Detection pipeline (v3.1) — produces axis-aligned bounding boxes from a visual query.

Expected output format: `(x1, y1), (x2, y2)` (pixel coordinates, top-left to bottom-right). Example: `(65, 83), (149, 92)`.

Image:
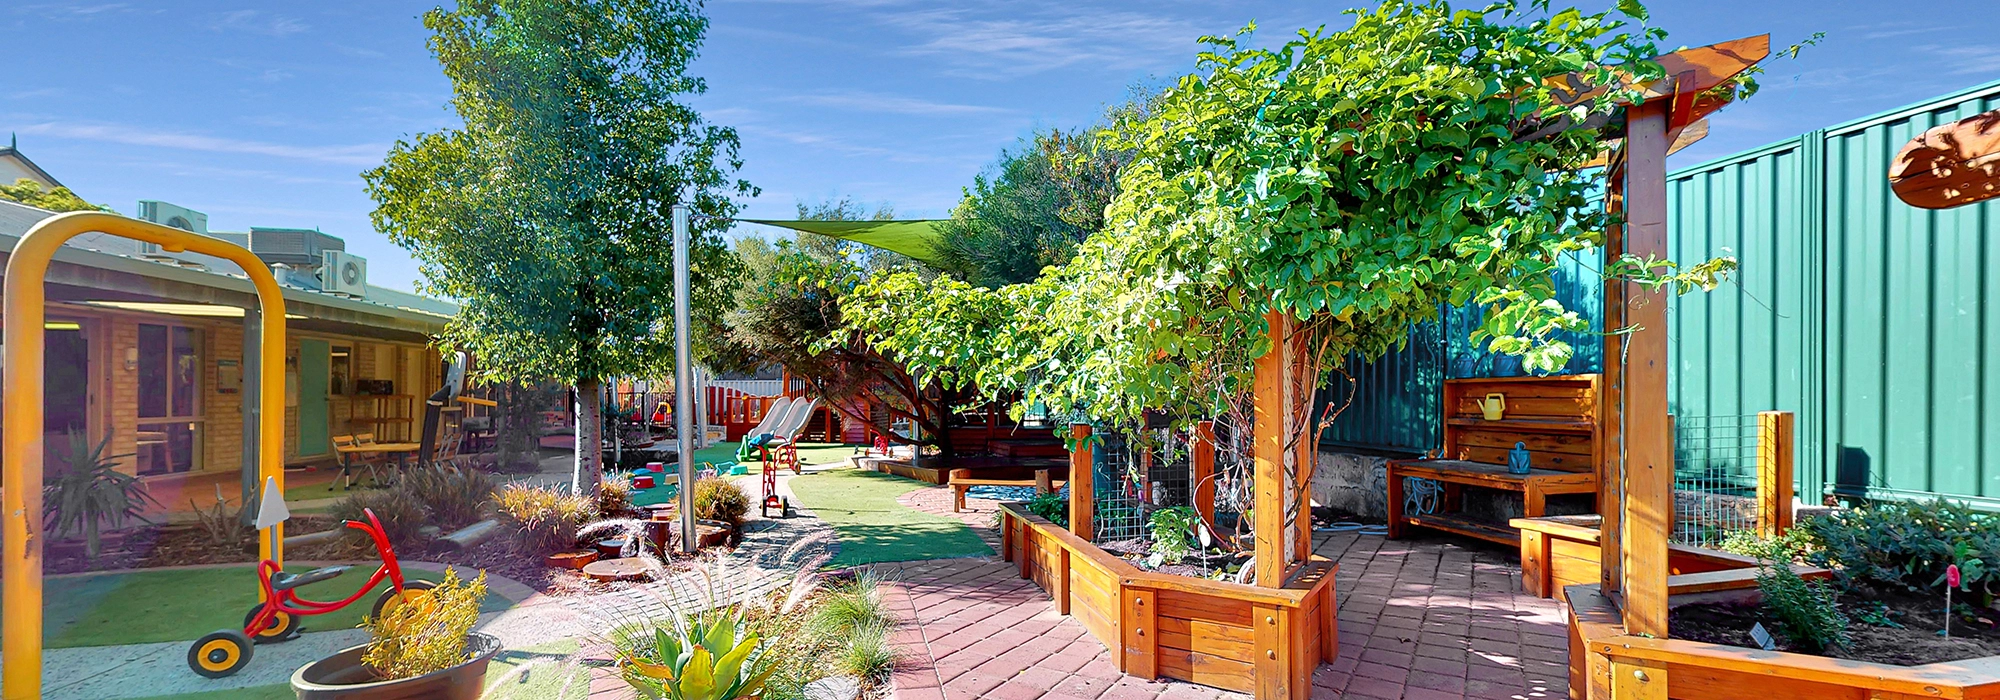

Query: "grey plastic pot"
(290, 632), (500, 700)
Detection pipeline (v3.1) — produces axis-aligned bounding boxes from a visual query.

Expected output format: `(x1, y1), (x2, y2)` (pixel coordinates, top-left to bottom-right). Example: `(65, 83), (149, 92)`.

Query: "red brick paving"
(878, 528), (1570, 700)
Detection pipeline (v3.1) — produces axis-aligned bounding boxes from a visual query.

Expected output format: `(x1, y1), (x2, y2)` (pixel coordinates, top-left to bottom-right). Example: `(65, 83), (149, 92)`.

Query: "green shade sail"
(742, 219), (948, 263)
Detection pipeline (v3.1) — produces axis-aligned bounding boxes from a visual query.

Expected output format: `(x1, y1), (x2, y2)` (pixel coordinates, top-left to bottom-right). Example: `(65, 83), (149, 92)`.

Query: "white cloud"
(1918, 44), (2000, 76)
(18, 122), (384, 166)
(211, 9), (307, 37)
(785, 91), (1013, 116)
(871, 4), (1208, 79)
(13, 2), (141, 20)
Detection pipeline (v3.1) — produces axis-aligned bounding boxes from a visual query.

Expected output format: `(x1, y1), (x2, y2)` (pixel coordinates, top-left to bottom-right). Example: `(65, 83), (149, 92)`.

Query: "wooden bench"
(1386, 375), (1602, 545)
(949, 467), (1066, 512)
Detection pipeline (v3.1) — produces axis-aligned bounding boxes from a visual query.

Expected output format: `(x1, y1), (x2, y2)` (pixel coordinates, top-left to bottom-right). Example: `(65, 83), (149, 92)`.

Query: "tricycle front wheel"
(188, 629), (254, 678)
(371, 579), (438, 620)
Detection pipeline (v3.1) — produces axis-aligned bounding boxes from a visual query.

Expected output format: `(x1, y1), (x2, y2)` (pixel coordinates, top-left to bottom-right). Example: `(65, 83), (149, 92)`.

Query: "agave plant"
(44, 430), (155, 559)
(615, 610), (775, 700)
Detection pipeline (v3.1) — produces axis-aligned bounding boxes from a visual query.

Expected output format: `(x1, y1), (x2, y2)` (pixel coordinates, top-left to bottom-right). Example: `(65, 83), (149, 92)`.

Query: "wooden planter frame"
(999, 504), (1338, 698)
(1567, 583), (2000, 700)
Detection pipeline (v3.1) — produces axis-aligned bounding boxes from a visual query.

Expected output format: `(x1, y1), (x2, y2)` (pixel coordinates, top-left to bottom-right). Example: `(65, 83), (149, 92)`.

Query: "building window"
(137, 323), (202, 475)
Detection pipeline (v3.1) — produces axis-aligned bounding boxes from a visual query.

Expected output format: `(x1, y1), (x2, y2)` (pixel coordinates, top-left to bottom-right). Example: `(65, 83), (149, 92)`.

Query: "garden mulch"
(1673, 589), (2000, 666)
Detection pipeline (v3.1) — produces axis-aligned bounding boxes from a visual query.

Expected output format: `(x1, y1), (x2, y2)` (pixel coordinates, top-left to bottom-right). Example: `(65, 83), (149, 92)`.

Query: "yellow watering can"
(1477, 393), (1506, 421)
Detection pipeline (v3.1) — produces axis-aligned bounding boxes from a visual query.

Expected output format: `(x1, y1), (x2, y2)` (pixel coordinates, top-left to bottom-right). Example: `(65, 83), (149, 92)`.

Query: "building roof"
(0, 135), (63, 188)
(0, 199), (457, 336)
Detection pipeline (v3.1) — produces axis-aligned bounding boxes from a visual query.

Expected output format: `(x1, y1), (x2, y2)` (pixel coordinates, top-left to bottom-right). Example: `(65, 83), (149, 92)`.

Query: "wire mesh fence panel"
(1092, 430), (1148, 543)
(1672, 414), (1762, 548)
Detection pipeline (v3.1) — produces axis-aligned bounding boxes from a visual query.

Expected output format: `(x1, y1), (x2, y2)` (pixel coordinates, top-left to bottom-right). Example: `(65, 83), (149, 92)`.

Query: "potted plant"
(612, 608), (776, 700)
(44, 430), (155, 560)
(291, 568), (499, 699)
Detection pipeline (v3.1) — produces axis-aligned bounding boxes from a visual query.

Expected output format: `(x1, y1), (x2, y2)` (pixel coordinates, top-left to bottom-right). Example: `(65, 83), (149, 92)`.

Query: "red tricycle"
(187, 508), (436, 678)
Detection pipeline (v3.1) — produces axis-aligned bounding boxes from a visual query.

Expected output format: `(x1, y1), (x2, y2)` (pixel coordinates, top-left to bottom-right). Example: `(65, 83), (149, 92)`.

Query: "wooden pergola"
(1008, 35), (1785, 700)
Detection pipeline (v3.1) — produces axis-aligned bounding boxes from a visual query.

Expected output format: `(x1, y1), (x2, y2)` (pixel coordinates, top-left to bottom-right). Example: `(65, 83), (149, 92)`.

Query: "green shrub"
(334, 487), (428, 547)
(694, 477), (750, 527)
(491, 484), (593, 554)
(1149, 506), (1198, 564)
(1757, 561), (1850, 652)
(1802, 498), (2000, 596)
(838, 621), (898, 680)
(810, 571), (894, 635)
(610, 609), (775, 700)
(189, 485), (250, 548)
(597, 473), (634, 517)
(1732, 530), (1851, 652)
(44, 429), (154, 559)
(1026, 491), (1067, 527)
(403, 465), (496, 529)
(362, 568), (487, 680)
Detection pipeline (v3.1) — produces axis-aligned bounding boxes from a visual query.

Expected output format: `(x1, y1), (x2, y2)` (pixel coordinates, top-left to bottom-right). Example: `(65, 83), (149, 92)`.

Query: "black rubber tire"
(244, 604), (300, 643)
(370, 579), (438, 620)
(188, 629), (254, 678)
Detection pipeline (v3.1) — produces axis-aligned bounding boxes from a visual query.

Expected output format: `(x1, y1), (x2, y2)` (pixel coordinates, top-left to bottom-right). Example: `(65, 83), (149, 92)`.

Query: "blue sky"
(3, 1), (1996, 294)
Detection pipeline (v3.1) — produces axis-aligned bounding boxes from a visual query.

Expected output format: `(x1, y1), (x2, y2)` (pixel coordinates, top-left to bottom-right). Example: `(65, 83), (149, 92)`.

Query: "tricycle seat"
(271, 565), (351, 591)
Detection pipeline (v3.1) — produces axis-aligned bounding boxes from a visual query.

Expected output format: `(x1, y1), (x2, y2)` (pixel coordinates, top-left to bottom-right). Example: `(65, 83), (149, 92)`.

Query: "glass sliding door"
(137, 323), (203, 476)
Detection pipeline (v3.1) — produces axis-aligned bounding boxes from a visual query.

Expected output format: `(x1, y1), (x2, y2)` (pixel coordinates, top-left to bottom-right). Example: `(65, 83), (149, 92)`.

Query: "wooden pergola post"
(1192, 421), (1218, 534)
(1757, 411), (1795, 537)
(1618, 97), (1674, 638)
(1252, 311), (1308, 587)
(1070, 423), (1094, 539)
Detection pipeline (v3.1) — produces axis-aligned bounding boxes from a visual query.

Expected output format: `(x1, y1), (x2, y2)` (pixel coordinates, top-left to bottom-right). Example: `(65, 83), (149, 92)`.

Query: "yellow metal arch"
(3, 212), (288, 698)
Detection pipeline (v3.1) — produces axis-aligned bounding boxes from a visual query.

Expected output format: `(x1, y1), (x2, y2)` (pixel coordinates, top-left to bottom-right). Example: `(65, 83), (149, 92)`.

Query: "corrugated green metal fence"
(1324, 79), (2000, 507)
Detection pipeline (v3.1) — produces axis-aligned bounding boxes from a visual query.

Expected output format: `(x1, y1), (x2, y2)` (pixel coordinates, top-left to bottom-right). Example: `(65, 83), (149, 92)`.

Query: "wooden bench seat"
(949, 467), (1065, 512)
(1387, 460), (1596, 544)
(1386, 375), (1602, 544)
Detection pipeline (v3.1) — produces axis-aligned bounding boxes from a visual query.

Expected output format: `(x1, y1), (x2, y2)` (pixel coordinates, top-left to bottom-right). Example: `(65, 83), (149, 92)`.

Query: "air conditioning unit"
(320, 251), (368, 297)
(134, 200), (211, 259)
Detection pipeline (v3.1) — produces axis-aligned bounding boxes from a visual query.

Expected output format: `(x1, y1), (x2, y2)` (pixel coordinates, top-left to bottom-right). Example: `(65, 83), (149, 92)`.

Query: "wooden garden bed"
(1512, 515), (1830, 599)
(1566, 583), (2000, 700)
(998, 503), (1337, 699)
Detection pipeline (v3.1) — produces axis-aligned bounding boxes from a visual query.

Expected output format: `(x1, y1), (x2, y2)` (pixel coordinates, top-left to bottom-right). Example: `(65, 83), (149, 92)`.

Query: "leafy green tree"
(720, 200), (959, 458)
(0, 179), (108, 213)
(933, 127), (1126, 287)
(365, 0), (753, 495)
(845, 0), (1738, 440)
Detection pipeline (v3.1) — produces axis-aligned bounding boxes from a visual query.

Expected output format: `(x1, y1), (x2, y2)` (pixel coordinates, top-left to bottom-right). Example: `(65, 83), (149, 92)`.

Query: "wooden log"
(438, 519), (500, 551)
(1070, 424), (1094, 540)
(1619, 97), (1673, 638)
(282, 528), (344, 549)
(1757, 411), (1795, 538)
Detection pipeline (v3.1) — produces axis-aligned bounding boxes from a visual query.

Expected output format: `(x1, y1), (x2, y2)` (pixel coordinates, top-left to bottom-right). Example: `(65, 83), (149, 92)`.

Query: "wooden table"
(332, 441), (422, 489)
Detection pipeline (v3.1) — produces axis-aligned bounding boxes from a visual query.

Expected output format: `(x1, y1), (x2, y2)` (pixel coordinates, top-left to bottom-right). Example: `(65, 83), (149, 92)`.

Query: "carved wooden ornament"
(1890, 109), (2000, 210)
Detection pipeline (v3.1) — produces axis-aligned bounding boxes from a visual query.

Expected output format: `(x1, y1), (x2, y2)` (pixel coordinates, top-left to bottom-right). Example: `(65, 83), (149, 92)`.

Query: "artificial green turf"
(24, 565), (513, 648)
(132, 685), (294, 700)
(482, 639), (590, 700)
(786, 469), (991, 567)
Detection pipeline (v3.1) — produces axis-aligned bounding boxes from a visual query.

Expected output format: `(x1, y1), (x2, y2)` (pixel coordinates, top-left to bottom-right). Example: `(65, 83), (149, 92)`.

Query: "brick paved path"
(878, 529), (1569, 700)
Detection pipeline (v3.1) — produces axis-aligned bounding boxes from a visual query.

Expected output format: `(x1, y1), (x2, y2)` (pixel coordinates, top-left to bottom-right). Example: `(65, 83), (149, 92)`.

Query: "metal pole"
(673, 204), (697, 553)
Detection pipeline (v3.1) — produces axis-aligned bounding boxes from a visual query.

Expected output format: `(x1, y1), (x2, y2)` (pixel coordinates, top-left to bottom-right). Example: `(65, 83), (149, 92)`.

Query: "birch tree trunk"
(574, 377), (603, 497)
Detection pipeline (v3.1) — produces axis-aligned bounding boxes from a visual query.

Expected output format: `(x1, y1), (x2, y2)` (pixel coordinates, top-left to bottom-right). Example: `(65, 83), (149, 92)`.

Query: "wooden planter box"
(1566, 583), (2000, 700)
(999, 504), (1337, 700)
(1513, 515), (1829, 599)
